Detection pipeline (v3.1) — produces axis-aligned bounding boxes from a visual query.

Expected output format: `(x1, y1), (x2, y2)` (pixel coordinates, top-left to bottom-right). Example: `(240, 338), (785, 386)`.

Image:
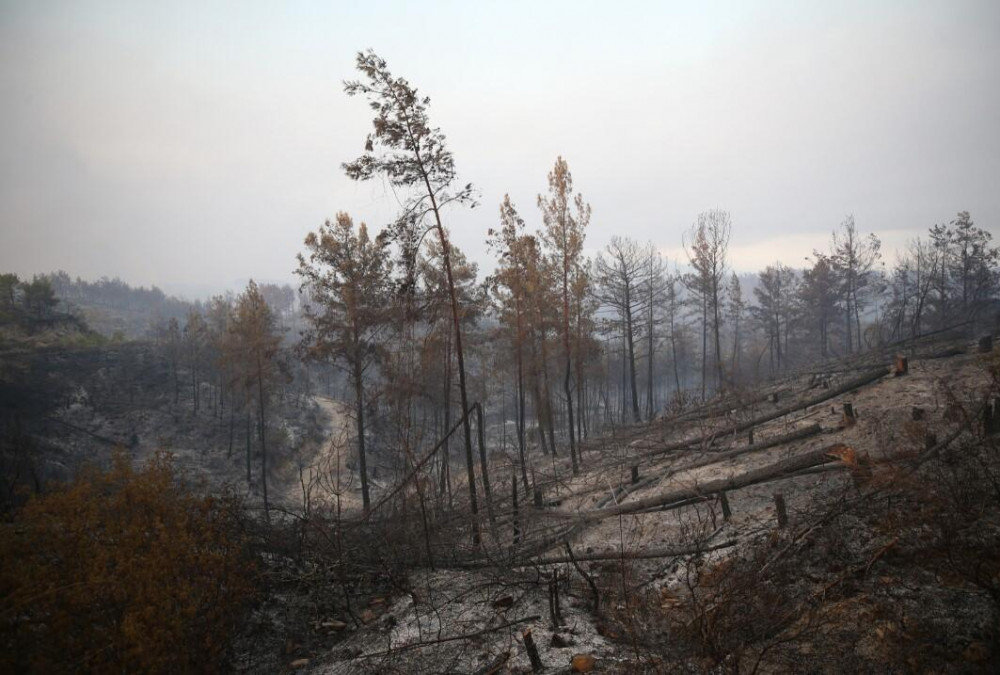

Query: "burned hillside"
(221, 332), (1000, 674)
(3, 29), (1000, 675)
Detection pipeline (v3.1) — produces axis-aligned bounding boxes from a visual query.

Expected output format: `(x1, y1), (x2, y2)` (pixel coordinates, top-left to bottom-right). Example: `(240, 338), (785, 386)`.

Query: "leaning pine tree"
(341, 50), (484, 541)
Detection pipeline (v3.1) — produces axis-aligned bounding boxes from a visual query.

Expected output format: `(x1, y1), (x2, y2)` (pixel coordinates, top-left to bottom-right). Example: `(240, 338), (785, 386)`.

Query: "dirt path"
(276, 395), (364, 513)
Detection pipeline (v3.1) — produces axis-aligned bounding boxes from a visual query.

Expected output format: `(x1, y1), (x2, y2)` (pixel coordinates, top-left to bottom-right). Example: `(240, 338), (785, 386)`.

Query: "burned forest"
(3, 13), (1000, 675)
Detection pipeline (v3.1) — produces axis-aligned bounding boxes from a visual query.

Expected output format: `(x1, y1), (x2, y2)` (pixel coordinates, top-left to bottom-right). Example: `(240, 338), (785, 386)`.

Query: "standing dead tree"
(684, 210), (731, 398)
(752, 263), (799, 376)
(594, 236), (651, 423)
(824, 215), (881, 354)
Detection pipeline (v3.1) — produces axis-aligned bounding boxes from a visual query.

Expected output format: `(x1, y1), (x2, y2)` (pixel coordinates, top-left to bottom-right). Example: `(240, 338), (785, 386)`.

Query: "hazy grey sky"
(1, 1), (998, 298)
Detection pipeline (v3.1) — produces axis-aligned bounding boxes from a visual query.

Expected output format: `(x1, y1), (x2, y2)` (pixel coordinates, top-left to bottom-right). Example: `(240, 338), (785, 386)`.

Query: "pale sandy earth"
(275, 395), (365, 513)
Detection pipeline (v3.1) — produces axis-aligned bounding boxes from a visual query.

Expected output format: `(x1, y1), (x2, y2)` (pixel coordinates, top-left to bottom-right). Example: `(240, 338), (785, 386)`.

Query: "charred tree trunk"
(245, 407), (252, 485)
(701, 294), (708, 401)
(624, 297), (640, 423)
(476, 403), (495, 524)
(540, 329), (557, 457)
(352, 354), (371, 514)
(227, 402), (234, 459)
(436, 236), (479, 543)
(713, 282), (724, 391)
(561, 264), (579, 474)
(256, 354), (269, 522)
(440, 331), (452, 506)
(647, 280), (655, 420)
(516, 337), (530, 495)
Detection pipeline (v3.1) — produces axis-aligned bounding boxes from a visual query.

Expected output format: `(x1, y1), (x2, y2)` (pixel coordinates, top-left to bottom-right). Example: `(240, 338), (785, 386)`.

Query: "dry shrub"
(0, 450), (255, 673)
(667, 541), (818, 674)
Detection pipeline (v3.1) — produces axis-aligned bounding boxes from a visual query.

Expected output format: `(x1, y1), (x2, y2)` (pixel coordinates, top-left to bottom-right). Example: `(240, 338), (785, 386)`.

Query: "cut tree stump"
(979, 334), (994, 353)
(925, 431), (938, 450)
(894, 355), (908, 376)
(842, 403), (856, 427)
(521, 629), (544, 672)
(774, 493), (788, 528)
(984, 398), (1000, 435)
(548, 571), (563, 628)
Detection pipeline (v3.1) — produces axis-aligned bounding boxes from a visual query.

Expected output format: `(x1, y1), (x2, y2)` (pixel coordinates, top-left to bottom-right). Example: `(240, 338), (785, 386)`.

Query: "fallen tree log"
(578, 444), (851, 522)
(907, 405), (981, 469)
(926, 347), (967, 360)
(626, 463), (848, 516)
(596, 424), (825, 510)
(366, 403), (477, 517)
(521, 539), (737, 566)
(44, 416), (126, 447)
(684, 423), (824, 471)
(803, 319), (972, 376)
(637, 367), (888, 460)
(628, 435), (702, 454)
(446, 539), (737, 570)
(439, 521), (586, 570)
(352, 614), (541, 659)
(654, 387), (780, 427)
(627, 495), (714, 515)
